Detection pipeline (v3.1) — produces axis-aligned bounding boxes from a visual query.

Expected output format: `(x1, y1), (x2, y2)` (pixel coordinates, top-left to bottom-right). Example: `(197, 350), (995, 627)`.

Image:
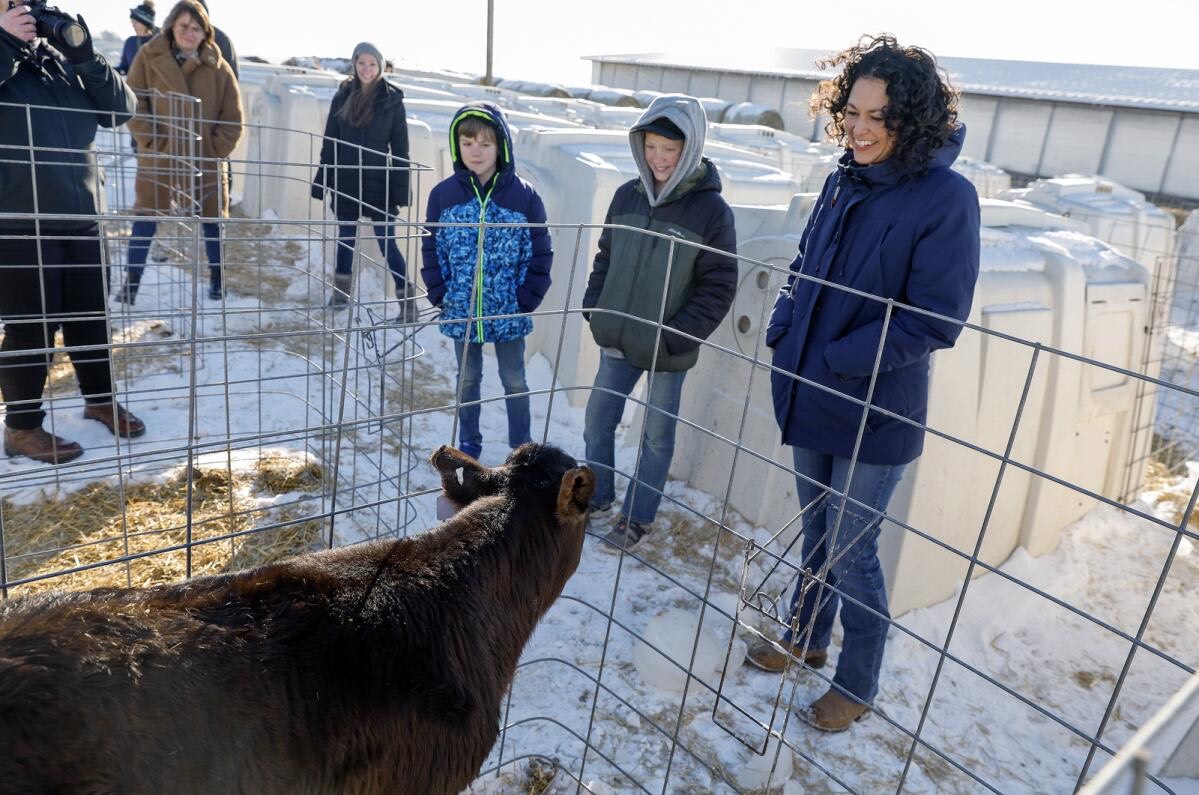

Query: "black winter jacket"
(0, 32), (136, 230)
(583, 158), (738, 372)
(313, 80), (410, 221)
(213, 27), (238, 81)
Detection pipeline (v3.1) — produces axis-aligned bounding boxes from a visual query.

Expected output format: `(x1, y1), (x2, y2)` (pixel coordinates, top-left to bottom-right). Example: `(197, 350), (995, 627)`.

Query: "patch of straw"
(3, 454), (326, 596)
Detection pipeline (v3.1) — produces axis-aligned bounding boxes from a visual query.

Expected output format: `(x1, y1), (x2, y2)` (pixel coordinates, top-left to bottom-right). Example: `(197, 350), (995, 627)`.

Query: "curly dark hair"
(811, 34), (959, 175)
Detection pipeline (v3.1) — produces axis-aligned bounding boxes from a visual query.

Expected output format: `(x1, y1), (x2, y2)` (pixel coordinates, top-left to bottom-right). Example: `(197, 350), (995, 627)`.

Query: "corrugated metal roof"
(586, 49), (1199, 113)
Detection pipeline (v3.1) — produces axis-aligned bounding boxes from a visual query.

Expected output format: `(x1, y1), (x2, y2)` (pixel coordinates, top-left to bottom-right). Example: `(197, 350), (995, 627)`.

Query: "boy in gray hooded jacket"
(581, 94), (738, 554)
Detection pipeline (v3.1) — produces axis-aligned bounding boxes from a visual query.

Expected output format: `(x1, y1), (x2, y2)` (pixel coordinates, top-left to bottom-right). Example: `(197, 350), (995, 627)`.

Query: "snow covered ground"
(2, 217), (1196, 794)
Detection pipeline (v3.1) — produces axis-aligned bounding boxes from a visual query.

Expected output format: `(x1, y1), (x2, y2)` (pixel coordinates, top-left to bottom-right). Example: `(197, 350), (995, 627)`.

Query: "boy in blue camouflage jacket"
(421, 102), (553, 460)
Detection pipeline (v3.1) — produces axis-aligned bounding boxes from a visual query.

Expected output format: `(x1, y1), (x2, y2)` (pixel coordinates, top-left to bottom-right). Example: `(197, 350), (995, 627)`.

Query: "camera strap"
(12, 41), (66, 84)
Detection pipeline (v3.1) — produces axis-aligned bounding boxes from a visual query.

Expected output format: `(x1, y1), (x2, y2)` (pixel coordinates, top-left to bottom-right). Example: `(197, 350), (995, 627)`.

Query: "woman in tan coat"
(118, 0), (242, 303)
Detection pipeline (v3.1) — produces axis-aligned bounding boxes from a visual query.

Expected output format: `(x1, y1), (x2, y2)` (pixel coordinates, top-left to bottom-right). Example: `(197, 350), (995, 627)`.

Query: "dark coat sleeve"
(116, 37), (136, 74)
(765, 198), (825, 349)
(216, 28), (238, 80)
(516, 189), (553, 312)
(421, 187), (447, 307)
(314, 91), (344, 190)
(387, 91), (410, 210)
(582, 198), (617, 312)
(661, 197), (739, 356)
(823, 177), (981, 378)
(70, 53), (137, 128)
(0, 32), (21, 87)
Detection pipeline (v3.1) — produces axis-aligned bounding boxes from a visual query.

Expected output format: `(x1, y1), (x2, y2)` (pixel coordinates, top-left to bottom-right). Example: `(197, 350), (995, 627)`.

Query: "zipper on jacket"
(469, 175), (497, 343)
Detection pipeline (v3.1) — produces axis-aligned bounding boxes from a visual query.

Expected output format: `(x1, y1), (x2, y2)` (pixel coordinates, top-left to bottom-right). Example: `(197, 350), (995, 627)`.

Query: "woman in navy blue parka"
(745, 35), (981, 732)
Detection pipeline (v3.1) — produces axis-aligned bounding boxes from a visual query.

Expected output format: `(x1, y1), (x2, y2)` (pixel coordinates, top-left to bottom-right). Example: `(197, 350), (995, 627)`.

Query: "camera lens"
(58, 20), (85, 48)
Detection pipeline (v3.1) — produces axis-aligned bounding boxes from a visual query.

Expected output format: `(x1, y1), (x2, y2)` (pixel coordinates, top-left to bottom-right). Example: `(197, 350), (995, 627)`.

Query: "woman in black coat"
(311, 42), (414, 319)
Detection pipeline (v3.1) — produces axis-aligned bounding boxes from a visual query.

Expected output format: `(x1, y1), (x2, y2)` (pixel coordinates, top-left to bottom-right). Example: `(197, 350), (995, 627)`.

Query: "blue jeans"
(583, 352), (687, 525)
(782, 446), (907, 704)
(126, 220), (221, 281)
(335, 220), (408, 289)
(452, 338), (532, 458)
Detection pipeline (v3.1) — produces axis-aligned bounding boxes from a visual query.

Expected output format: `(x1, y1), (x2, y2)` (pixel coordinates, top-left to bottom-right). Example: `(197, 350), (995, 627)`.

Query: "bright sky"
(87, 0), (1198, 82)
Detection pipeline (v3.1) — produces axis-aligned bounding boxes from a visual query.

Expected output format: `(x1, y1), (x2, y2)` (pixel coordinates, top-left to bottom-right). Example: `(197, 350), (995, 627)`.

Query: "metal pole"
(484, 0), (495, 86)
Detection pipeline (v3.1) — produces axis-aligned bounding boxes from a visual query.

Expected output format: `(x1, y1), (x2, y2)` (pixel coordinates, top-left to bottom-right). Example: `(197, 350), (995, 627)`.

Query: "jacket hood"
(629, 94), (707, 208)
(449, 101), (515, 175)
(839, 123), (967, 187)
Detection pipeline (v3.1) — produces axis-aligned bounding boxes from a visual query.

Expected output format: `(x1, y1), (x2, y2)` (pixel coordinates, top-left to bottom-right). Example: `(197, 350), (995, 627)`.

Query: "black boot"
(328, 272), (351, 308)
(208, 266), (223, 300)
(114, 268), (143, 305)
(394, 278), (420, 324)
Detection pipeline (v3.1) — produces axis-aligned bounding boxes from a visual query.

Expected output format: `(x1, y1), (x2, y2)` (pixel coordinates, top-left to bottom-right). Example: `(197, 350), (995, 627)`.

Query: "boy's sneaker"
(597, 517), (650, 555)
(586, 499), (613, 530)
(588, 499), (613, 516)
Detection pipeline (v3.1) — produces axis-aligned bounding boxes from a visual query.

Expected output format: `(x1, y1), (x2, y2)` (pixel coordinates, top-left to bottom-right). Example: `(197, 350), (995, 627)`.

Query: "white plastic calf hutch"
(1001, 175), (1177, 277)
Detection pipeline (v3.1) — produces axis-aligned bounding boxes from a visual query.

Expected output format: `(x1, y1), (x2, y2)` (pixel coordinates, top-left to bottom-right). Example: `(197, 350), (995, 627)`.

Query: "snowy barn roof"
(585, 48), (1199, 113)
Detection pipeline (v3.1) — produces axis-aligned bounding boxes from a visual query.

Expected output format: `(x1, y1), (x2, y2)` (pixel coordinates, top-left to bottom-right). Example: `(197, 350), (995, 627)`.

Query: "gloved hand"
(57, 14), (94, 64)
(310, 182), (324, 201)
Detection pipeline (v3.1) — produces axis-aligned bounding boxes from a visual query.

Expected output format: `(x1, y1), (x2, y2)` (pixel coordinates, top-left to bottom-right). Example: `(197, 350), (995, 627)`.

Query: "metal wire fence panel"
(0, 99), (1196, 794)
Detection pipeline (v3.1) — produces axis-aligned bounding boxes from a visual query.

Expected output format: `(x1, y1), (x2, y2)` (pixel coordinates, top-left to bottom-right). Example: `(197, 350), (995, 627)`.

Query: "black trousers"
(0, 225), (114, 430)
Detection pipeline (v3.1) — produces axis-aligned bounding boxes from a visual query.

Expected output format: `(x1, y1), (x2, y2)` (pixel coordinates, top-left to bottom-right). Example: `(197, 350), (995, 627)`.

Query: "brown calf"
(0, 442), (594, 794)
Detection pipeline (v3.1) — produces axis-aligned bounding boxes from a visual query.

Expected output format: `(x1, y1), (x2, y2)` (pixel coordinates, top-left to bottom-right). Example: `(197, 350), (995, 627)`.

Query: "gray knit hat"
(129, 1), (156, 28)
(351, 42), (384, 67)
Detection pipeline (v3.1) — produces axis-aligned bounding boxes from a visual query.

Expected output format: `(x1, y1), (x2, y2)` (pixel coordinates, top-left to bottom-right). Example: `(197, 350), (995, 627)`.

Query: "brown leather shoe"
(83, 402), (146, 438)
(4, 426), (84, 464)
(744, 636), (828, 673)
(803, 688), (870, 732)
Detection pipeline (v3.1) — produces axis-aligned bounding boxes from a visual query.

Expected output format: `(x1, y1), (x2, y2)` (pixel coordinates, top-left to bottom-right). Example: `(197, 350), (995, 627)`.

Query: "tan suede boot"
(744, 636), (828, 673)
(804, 688), (870, 732)
(4, 427), (84, 464)
(83, 402), (147, 438)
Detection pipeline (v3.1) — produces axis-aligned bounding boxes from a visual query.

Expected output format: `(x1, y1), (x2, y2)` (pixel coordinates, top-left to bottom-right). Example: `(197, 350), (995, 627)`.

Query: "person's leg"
(335, 221), (358, 276)
(372, 222), (408, 290)
(452, 339), (484, 458)
(622, 368), (687, 525)
(819, 455), (906, 705)
(782, 447), (838, 654)
(202, 222), (222, 299)
(0, 231), (64, 431)
(122, 218), (157, 292)
(493, 338), (532, 449)
(61, 230), (148, 438)
(582, 353), (642, 510)
(59, 228), (113, 403)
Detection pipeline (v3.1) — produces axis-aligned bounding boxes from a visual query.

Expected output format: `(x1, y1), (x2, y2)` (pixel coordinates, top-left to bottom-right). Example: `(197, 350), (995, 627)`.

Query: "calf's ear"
(557, 466), (596, 519)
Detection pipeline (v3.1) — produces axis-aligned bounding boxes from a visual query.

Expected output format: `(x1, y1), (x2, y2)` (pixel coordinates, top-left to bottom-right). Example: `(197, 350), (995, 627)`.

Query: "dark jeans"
(0, 226), (114, 430)
(782, 446), (907, 704)
(126, 220), (222, 281)
(335, 218), (409, 289)
(582, 352), (687, 524)
(452, 338), (532, 458)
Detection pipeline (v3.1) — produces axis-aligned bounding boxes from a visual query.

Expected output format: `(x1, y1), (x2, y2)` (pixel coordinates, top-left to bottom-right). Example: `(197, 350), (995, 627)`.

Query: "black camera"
(17, 1), (86, 50)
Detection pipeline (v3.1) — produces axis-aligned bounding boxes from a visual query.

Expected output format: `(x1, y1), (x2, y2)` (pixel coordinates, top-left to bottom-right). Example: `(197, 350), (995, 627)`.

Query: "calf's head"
(431, 443), (595, 594)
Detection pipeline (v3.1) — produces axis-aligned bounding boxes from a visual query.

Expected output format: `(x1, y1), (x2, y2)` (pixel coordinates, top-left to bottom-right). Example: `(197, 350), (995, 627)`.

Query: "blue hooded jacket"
(420, 102), (553, 342)
(767, 125), (981, 465)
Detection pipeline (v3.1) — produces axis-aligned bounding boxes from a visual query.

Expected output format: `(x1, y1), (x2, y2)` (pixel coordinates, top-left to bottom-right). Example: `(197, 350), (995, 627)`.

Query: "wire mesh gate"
(0, 96), (1197, 794)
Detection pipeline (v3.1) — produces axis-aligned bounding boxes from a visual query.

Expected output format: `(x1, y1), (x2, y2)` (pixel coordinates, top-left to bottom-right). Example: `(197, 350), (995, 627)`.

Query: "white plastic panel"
(1039, 105), (1113, 176)
(989, 99), (1054, 174)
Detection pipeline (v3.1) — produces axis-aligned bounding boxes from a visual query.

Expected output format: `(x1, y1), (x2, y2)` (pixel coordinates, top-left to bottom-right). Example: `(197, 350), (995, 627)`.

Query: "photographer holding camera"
(0, 1), (146, 464)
